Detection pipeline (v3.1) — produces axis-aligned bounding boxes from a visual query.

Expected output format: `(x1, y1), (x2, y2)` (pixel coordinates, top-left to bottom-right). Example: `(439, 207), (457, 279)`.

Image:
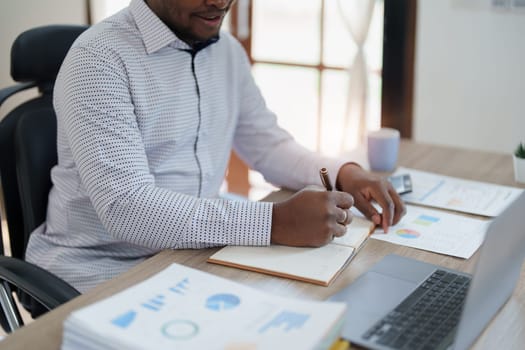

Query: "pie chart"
(162, 320), (199, 340)
(396, 228), (420, 239)
(205, 293), (240, 311)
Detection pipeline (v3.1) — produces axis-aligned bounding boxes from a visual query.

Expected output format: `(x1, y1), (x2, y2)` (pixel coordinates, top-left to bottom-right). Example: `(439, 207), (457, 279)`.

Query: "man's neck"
(189, 36), (220, 52)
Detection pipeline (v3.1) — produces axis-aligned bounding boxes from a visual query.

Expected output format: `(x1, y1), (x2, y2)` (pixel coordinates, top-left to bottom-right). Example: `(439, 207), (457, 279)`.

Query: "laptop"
(329, 191), (525, 350)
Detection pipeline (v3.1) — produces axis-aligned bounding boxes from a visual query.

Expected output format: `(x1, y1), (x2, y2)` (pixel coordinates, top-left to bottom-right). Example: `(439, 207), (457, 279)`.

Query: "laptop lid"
(329, 190), (525, 349)
(453, 191), (525, 349)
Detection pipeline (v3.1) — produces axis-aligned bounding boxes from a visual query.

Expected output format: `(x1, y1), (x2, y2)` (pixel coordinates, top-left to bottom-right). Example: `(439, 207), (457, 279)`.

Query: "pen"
(319, 167), (333, 191)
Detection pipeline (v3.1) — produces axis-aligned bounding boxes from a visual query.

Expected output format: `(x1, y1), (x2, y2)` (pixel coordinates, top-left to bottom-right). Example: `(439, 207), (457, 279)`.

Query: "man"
(26, 0), (405, 292)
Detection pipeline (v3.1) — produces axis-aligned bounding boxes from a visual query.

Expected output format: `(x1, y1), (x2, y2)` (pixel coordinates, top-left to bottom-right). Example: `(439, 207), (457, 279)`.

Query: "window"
(249, 0), (383, 156)
(229, 0), (385, 198)
(89, 0), (388, 199)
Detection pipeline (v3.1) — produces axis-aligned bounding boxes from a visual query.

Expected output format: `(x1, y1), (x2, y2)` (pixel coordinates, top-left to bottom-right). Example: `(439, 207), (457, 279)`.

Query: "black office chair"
(0, 25), (88, 333)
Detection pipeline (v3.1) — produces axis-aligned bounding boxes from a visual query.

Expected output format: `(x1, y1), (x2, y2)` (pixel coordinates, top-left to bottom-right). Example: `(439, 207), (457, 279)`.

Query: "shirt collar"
(130, 0), (191, 54)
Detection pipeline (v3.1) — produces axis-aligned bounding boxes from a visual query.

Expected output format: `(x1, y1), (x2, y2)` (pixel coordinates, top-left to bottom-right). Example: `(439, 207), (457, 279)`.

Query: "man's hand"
(336, 163), (406, 232)
(271, 190), (353, 247)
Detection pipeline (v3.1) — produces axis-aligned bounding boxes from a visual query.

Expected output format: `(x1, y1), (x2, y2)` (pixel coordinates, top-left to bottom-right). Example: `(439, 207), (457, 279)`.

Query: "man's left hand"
(336, 163), (406, 232)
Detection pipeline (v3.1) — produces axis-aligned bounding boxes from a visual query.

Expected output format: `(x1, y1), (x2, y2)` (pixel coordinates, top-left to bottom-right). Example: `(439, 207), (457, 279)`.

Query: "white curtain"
(338, 0), (375, 152)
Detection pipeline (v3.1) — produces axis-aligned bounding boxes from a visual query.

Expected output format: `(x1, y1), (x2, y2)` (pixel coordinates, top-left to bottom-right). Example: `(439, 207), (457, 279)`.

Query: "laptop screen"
(454, 191), (525, 349)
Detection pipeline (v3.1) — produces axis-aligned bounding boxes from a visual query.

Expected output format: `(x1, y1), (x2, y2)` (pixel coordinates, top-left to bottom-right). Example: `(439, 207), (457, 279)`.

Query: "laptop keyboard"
(362, 269), (471, 350)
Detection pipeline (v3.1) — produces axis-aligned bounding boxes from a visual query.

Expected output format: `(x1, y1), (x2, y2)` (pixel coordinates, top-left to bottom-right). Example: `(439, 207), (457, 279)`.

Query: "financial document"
(371, 205), (489, 259)
(395, 167), (523, 217)
(62, 263), (346, 350)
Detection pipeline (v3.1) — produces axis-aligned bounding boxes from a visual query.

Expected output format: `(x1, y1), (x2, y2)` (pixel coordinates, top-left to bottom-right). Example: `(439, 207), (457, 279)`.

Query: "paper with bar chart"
(371, 205), (490, 258)
(394, 167), (523, 217)
(61, 263), (346, 350)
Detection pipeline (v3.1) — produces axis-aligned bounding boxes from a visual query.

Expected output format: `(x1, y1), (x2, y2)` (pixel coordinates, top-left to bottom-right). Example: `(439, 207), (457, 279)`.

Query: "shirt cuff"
(231, 200), (273, 246)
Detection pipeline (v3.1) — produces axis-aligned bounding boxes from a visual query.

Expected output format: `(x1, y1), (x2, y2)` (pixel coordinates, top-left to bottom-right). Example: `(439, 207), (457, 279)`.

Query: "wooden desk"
(2, 140), (525, 349)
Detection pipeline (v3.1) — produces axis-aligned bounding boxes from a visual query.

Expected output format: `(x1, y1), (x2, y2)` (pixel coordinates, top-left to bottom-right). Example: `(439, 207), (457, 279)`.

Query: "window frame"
(229, 0), (417, 195)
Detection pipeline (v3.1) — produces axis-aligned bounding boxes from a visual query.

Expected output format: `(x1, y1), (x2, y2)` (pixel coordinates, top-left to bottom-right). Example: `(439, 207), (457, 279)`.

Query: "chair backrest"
(0, 25), (88, 259)
(15, 110), (58, 240)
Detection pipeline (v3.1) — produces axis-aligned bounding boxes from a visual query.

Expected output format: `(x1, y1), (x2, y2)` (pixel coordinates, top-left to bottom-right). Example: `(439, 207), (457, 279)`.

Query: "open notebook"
(208, 216), (375, 286)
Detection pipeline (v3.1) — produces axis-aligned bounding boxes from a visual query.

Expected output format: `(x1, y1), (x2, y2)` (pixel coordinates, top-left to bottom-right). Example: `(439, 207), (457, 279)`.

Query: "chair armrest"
(0, 82), (37, 108)
(0, 256), (80, 310)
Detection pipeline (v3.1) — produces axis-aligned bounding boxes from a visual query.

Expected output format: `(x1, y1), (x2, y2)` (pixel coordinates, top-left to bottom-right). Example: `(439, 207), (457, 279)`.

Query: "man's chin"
(191, 33), (220, 45)
(197, 28), (221, 40)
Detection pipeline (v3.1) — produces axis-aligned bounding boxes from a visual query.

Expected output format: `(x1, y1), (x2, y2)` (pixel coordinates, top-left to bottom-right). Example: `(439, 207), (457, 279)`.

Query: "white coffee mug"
(367, 128), (400, 172)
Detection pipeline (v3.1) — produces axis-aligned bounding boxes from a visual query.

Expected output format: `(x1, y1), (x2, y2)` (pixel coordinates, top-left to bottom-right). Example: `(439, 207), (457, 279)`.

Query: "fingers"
(331, 222), (347, 238)
(339, 209), (348, 224)
(324, 167), (408, 236)
(271, 190), (356, 247)
(389, 187), (407, 225)
(373, 181), (409, 231)
(325, 191), (354, 224)
(337, 208), (352, 225)
(373, 187), (395, 233)
(353, 180), (404, 233)
(331, 191), (354, 209)
(353, 191), (381, 225)
(331, 192), (353, 227)
(329, 193), (354, 239)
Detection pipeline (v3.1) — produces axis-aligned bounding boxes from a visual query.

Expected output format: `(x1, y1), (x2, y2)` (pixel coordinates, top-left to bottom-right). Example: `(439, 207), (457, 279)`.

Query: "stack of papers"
(369, 168), (524, 258)
(62, 263), (346, 350)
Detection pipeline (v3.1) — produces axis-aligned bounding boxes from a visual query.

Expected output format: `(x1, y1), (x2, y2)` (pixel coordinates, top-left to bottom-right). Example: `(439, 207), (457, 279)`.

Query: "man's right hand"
(270, 190), (354, 247)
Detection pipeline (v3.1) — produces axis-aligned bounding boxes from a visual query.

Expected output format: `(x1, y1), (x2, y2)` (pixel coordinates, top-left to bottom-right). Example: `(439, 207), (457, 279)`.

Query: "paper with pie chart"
(62, 263), (346, 350)
(393, 167), (523, 217)
(371, 205), (490, 258)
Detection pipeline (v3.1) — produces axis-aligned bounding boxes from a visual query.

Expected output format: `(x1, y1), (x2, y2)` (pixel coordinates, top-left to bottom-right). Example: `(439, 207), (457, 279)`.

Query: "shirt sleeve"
(231, 41), (348, 191)
(55, 44), (272, 250)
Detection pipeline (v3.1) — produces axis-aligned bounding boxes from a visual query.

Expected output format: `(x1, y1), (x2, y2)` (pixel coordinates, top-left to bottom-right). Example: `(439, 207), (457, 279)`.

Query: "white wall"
(0, 0), (87, 117)
(413, 0), (525, 154)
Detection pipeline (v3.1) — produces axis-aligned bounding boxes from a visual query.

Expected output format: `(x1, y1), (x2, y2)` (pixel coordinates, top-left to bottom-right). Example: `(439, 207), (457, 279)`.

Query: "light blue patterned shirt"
(25, 0), (346, 292)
